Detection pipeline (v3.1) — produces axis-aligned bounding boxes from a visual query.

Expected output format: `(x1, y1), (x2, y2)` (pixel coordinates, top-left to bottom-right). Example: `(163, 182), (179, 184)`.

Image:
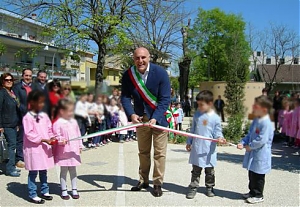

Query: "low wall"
(199, 81), (266, 116)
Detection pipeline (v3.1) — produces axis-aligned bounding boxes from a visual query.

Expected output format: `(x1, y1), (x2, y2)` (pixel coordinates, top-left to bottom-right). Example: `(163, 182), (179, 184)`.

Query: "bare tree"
(127, 0), (190, 67)
(251, 24), (300, 91)
(178, 19), (191, 101)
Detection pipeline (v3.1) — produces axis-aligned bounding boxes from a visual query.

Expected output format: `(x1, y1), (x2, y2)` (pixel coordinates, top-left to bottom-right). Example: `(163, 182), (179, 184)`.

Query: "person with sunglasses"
(62, 83), (76, 102)
(0, 73), (21, 177)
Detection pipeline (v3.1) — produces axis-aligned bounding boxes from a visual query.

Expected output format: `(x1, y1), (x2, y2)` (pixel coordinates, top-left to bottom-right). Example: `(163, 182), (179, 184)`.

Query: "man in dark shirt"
(214, 95), (225, 122)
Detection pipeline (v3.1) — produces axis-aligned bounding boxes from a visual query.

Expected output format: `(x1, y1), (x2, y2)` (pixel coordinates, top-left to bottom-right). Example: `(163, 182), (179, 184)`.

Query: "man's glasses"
(4, 78), (13, 82)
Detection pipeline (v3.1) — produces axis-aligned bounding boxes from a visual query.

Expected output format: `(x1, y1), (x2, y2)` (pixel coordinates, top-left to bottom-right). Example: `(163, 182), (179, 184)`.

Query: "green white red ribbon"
(165, 106), (179, 129)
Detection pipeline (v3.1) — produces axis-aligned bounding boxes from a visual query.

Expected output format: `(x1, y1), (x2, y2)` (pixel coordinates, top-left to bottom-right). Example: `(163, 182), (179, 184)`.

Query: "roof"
(0, 8), (46, 28)
(257, 64), (300, 83)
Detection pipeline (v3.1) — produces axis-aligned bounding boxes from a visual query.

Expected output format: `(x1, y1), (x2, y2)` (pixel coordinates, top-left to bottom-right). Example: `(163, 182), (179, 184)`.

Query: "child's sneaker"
(125, 138), (129, 142)
(246, 197), (264, 204)
(186, 187), (197, 199)
(206, 187), (215, 197)
(103, 140), (107, 145)
(88, 143), (93, 148)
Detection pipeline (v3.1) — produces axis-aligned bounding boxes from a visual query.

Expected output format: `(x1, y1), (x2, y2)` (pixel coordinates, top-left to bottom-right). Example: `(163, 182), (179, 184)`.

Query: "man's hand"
(245, 145), (251, 152)
(149, 118), (157, 125)
(237, 143), (244, 150)
(217, 138), (226, 144)
(131, 114), (142, 123)
(0, 128), (4, 133)
(186, 144), (192, 151)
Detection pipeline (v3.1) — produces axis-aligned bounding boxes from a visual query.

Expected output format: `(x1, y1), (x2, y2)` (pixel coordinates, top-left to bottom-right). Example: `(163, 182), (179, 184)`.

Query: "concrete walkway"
(0, 141), (299, 207)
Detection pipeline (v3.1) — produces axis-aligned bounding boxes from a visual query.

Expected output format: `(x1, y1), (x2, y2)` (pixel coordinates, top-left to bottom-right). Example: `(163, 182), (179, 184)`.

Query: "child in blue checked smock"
(186, 90), (226, 199)
(237, 95), (274, 204)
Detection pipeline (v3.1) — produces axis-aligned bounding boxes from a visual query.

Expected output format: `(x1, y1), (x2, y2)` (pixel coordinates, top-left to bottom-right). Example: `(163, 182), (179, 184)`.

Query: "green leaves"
(189, 8), (250, 82)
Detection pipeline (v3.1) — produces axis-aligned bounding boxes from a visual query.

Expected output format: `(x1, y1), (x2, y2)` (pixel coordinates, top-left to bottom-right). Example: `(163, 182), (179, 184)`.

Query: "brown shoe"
(16, 161), (25, 168)
(152, 185), (163, 197)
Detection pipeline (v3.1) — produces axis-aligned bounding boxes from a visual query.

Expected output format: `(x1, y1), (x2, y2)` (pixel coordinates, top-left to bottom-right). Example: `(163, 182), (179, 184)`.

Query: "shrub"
(223, 113), (244, 144)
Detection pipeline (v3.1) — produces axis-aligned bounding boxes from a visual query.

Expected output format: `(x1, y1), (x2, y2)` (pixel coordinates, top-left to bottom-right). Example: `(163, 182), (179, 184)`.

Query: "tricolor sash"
(128, 66), (175, 130)
(128, 66), (157, 109)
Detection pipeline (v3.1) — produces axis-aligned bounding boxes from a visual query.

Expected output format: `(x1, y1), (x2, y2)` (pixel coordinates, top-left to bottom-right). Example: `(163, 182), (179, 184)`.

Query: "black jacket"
(214, 99), (225, 110)
(0, 89), (20, 128)
(13, 81), (30, 118)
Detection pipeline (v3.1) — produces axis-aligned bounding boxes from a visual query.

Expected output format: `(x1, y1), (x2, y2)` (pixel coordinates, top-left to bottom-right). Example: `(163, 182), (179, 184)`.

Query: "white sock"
(43, 193), (50, 196)
(69, 167), (78, 195)
(60, 166), (68, 196)
(32, 196), (41, 201)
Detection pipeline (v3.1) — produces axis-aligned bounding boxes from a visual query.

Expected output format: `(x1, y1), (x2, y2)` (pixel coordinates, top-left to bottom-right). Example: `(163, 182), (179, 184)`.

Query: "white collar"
(207, 110), (215, 116)
(138, 63), (150, 75)
(258, 114), (269, 123)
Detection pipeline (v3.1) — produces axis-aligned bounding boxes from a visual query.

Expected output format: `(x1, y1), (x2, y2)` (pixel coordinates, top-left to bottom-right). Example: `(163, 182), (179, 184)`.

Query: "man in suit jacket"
(214, 95), (225, 122)
(12, 68), (33, 168)
(31, 70), (51, 116)
(121, 47), (171, 197)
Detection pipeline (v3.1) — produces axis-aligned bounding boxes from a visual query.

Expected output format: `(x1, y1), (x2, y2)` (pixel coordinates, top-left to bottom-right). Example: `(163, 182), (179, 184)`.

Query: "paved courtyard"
(0, 141), (299, 207)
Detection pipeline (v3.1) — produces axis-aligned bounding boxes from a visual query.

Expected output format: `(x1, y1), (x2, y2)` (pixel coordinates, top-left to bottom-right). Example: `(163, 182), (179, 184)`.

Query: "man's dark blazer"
(121, 63), (171, 127)
(13, 81), (30, 118)
(214, 99), (225, 111)
(31, 81), (51, 116)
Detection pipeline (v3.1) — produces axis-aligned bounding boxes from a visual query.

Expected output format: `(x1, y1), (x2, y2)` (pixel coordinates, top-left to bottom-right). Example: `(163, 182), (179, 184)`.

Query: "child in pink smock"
(23, 90), (56, 204)
(290, 99), (299, 147)
(52, 98), (83, 200)
(279, 100), (289, 135)
(294, 99), (300, 148)
(283, 100), (294, 147)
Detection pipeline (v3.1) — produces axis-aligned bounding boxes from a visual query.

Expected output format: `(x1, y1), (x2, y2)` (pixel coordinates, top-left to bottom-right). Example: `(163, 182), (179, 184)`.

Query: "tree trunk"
(179, 57), (191, 101)
(95, 43), (106, 96)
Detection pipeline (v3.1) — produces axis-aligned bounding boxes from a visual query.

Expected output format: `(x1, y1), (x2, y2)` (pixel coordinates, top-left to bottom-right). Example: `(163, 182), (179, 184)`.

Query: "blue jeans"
(4, 127), (17, 174)
(119, 134), (125, 141)
(75, 116), (87, 136)
(16, 125), (24, 162)
(28, 170), (49, 198)
(93, 121), (106, 144)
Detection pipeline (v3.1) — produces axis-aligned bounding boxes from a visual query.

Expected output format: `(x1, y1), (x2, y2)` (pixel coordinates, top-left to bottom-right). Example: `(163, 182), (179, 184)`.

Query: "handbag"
(0, 132), (8, 163)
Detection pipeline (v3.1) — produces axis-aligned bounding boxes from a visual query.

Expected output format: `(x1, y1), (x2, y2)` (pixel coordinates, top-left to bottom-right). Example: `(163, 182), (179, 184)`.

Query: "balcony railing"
(0, 30), (55, 46)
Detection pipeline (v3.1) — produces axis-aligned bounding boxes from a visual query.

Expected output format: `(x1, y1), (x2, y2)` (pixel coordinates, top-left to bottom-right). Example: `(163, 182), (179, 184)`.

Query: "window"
(280, 58), (285, 64)
(266, 58), (271, 64)
(113, 72), (116, 81)
(257, 51), (261, 56)
(294, 58), (299, 64)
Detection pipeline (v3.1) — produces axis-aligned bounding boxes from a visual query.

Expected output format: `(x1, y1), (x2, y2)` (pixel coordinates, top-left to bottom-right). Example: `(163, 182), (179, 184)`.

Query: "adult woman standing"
(0, 73), (21, 177)
(62, 83), (76, 102)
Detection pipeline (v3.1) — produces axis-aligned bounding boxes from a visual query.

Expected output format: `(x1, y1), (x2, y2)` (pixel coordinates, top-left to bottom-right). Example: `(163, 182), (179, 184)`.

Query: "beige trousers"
(136, 116), (168, 185)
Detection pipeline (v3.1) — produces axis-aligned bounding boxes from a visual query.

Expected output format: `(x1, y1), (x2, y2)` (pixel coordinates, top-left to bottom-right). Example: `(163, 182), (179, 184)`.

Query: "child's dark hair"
(255, 95), (273, 113)
(53, 98), (74, 119)
(196, 90), (214, 103)
(27, 90), (45, 105)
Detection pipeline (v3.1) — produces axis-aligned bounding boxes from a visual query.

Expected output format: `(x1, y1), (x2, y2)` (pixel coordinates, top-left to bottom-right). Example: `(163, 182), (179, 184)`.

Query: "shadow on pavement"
(218, 143), (300, 173)
(6, 182), (61, 202)
(78, 174), (241, 200)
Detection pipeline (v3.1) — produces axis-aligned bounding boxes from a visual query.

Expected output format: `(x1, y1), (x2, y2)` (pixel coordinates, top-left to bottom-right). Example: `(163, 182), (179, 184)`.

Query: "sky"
(183, 0), (299, 34)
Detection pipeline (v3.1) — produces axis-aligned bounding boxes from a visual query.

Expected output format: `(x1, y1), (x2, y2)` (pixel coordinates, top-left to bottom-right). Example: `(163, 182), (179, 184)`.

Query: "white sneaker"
(88, 143), (93, 148)
(246, 197), (264, 204)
